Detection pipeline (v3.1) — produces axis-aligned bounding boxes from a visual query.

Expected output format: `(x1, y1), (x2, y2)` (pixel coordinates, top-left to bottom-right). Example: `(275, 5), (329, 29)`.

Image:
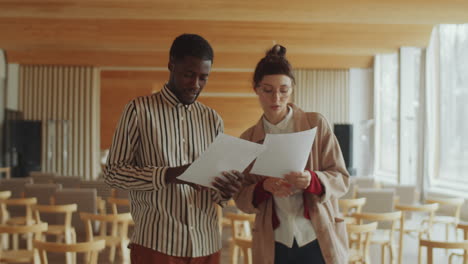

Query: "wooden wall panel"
(0, 0), (467, 24)
(100, 70), (258, 150)
(197, 97), (262, 137)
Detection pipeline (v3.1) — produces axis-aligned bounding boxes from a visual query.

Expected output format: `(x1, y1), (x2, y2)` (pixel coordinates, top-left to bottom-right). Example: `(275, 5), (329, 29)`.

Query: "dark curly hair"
(253, 44), (295, 88)
(169, 34), (214, 63)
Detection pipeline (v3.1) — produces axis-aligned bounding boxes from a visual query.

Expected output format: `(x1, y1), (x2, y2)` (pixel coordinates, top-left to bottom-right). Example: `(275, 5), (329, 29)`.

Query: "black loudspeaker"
(4, 119), (42, 177)
(333, 124), (356, 176)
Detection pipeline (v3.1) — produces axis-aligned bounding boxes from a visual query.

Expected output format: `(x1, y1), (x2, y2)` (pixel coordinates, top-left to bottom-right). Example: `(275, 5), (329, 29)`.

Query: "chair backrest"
(80, 180), (113, 213)
(458, 222), (468, 240)
(0, 222), (47, 236)
(53, 176), (82, 188)
(354, 177), (379, 189)
(2, 197), (37, 223)
(339, 197), (366, 217)
(54, 188), (97, 235)
(0, 191), (11, 200)
(352, 211), (402, 253)
(356, 189), (396, 229)
(24, 183), (62, 205)
(111, 188), (129, 199)
(395, 203), (440, 235)
(32, 204), (77, 231)
(107, 197), (130, 214)
(0, 167), (11, 179)
(225, 213), (255, 239)
(419, 239), (468, 264)
(392, 185), (419, 205)
(346, 222), (378, 263)
(80, 212), (133, 242)
(33, 239), (106, 264)
(425, 197), (465, 219)
(0, 177), (33, 198)
(30, 172), (56, 184)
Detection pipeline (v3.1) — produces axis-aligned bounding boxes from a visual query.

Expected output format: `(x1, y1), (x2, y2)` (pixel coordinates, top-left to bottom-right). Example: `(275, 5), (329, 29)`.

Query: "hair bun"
(266, 44), (286, 58)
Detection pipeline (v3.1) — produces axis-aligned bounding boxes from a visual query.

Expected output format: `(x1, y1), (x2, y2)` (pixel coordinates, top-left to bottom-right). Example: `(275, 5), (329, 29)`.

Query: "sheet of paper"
(250, 128), (317, 178)
(178, 133), (265, 188)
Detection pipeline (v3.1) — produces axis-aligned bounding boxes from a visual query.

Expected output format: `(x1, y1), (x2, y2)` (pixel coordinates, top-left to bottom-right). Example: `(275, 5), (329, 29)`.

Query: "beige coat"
(234, 104), (350, 264)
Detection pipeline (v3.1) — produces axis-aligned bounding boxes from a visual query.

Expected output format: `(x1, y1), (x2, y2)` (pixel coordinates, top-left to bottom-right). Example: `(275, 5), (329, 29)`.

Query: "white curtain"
(426, 24), (468, 193)
(293, 69), (349, 126)
(374, 54), (399, 183)
(399, 47), (424, 186)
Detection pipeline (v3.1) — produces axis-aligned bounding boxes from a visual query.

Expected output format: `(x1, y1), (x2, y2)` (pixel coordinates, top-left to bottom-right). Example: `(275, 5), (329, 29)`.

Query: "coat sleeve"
(233, 129), (264, 214)
(312, 114), (350, 203)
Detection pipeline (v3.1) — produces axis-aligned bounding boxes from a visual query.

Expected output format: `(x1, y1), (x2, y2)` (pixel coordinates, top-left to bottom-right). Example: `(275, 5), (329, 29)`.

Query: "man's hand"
(212, 170), (242, 199)
(284, 170), (311, 190)
(263, 177), (293, 197)
(166, 164), (205, 190)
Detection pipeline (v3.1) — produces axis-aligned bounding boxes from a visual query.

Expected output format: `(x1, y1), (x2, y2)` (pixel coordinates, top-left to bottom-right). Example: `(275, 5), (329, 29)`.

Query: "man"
(104, 34), (241, 263)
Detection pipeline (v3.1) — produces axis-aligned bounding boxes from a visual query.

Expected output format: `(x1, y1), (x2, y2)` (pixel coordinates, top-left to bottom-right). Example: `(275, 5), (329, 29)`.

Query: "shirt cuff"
(153, 167), (168, 190)
(304, 170), (324, 195)
(253, 179), (272, 207)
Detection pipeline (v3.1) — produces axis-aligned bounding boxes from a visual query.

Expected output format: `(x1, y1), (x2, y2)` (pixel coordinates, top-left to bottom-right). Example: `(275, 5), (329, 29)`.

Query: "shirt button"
(182, 138), (185, 143)
(181, 116), (184, 121)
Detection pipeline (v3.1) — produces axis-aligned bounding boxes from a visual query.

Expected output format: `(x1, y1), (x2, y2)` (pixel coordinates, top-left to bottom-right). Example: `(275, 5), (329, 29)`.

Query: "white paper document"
(178, 133), (265, 188)
(250, 128), (317, 178)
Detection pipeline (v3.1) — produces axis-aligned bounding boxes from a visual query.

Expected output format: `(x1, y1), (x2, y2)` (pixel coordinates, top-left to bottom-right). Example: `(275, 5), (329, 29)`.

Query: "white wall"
(6, 64), (19, 110)
(349, 68), (374, 177)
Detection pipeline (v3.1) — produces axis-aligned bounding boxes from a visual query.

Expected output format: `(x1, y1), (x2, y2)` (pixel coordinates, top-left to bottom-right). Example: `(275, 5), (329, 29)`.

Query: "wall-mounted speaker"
(333, 123), (356, 176)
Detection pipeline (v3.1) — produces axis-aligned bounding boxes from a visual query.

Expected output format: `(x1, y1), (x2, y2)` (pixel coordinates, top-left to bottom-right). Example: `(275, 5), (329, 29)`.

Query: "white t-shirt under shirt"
(262, 106), (316, 248)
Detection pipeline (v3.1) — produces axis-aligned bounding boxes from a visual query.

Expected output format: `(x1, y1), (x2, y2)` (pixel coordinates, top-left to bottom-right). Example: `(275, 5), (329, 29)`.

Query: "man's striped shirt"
(104, 85), (225, 257)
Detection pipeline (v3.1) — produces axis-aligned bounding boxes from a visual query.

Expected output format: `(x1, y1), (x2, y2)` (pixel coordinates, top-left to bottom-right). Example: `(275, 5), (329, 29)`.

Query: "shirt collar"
(161, 84), (193, 111)
(263, 106), (294, 131)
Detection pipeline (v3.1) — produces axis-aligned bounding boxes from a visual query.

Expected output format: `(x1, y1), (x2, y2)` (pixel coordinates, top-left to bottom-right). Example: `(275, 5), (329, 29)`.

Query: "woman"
(233, 45), (350, 264)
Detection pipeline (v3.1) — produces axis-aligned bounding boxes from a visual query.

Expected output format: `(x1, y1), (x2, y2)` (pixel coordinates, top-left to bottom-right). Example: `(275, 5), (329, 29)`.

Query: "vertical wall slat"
(18, 65), (97, 179)
(293, 69), (349, 126)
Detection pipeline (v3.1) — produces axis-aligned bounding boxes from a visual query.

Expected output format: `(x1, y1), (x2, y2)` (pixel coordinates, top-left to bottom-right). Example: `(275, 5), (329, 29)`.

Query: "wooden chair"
(32, 204), (77, 243)
(339, 197), (366, 223)
(0, 191), (11, 249)
(33, 204), (78, 264)
(425, 197), (464, 241)
(80, 212), (133, 263)
(395, 203), (439, 264)
(0, 167), (11, 179)
(53, 176), (82, 188)
(29, 172), (56, 184)
(106, 197), (130, 215)
(448, 222), (468, 264)
(2, 197), (38, 250)
(419, 239), (468, 264)
(225, 212), (255, 264)
(347, 222), (378, 264)
(0, 222), (47, 263)
(352, 211), (402, 264)
(3, 197), (38, 226)
(33, 239), (106, 264)
(0, 191), (12, 222)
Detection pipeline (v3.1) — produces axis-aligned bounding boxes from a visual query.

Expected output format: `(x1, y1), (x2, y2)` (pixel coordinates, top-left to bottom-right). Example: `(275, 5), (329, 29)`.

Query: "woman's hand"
(284, 170), (311, 190)
(263, 178), (293, 197)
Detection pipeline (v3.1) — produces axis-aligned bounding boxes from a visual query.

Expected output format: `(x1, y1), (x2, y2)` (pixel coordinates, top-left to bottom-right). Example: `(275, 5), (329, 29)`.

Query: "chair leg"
(381, 244), (386, 264)
(109, 245), (116, 263)
(12, 233), (18, 250)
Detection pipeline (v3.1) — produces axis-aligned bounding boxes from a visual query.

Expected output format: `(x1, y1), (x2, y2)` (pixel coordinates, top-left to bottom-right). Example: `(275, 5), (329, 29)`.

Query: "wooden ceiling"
(1, 0), (466, 69)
